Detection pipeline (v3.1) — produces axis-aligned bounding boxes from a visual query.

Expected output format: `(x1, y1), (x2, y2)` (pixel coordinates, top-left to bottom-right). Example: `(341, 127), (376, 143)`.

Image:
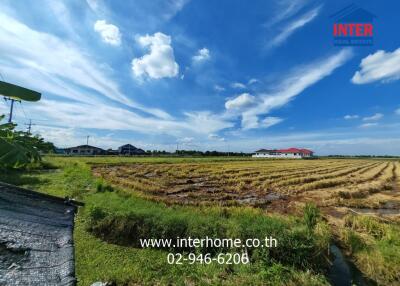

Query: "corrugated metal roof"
(0, 182), (80, 285)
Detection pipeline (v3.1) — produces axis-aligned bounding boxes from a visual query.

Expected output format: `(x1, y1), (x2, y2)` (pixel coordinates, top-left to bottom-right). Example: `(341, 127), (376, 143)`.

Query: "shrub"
(96, 180), (114, 193)
(303, 203), (320, 234)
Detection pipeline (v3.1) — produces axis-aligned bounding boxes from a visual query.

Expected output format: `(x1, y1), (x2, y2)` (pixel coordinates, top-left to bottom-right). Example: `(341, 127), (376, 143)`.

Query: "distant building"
(118, 144), (146, 155)
(253, 148), (314, 159)
(106, 148), (119, 155)
(64, 145), (105, 155)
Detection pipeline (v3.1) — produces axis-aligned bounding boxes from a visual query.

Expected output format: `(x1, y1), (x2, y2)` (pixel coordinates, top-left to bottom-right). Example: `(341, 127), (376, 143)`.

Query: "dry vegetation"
(92, 159), (400, 215)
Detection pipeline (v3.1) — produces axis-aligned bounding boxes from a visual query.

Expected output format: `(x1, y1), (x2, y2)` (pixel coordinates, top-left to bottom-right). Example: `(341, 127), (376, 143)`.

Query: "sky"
(1, 0), (400, 155)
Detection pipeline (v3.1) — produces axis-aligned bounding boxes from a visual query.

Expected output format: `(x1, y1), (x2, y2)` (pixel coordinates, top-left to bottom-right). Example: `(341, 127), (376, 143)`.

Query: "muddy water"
(327, 245), (376, 286)
(350, 207), (400, 216)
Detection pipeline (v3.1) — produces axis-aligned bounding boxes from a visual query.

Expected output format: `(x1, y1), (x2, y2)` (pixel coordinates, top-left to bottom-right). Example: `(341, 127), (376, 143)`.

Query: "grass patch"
(340, 215), (400, 285)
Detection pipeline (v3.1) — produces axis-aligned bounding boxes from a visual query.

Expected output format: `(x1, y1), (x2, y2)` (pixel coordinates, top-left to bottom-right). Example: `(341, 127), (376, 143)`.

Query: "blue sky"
(1, 0), (400, 155)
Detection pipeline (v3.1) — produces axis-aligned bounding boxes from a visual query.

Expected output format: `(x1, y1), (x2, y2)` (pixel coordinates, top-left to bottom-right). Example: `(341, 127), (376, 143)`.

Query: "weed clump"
(303, 203), (320, 234)
(96, 180), (114, 193)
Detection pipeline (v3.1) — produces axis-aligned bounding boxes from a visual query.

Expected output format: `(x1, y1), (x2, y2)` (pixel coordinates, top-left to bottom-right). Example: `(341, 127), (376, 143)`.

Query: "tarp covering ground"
(0, 182), (78, 285)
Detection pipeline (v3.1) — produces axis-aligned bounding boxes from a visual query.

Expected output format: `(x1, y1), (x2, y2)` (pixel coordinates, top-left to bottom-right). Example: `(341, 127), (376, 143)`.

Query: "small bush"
(96, 181), (114, 192)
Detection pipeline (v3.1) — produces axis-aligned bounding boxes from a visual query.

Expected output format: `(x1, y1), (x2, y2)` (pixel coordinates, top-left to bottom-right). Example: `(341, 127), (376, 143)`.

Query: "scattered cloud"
(266, 0), (309, 28)
(396, 108), (400, 115)
(261, 117), (283, 128)
(363, 113), (383, 121)
(192, 48), (210, 63)
(214, 84), (225, 92)
(132, 32), (179, 80)
(351, 48), (400, 84)
(162, 0), (190, 21)
(178, 137), (195, 144)
(238, 49), (353, 129)
(344, 114), (359, 120)
(94, 20), (121, 46)
(248, 78), (259, 85)
(0, 12), (172, 119)
(269, 6), (321, 47)
(86, 0), (100, 11)
(184, 111), (233, 134)
(360, 123), (378, 128)
(230, 82), (246, 89)
(208, 133), (225, 141)
(225, 93), (257, 110)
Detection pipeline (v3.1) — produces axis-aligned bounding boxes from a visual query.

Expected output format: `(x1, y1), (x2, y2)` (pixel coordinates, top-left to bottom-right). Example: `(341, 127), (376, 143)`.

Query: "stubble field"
(92, 159), (400, 214)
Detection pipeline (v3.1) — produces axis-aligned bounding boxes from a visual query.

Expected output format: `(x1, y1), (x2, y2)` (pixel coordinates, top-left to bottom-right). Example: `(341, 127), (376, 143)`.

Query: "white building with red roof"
(252, 148), (314, 158)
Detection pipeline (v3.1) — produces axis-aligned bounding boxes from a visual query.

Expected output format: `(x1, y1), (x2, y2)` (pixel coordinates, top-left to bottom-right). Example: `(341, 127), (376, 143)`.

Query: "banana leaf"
(0, 80), (41, 102)
(0, 115), (41, 168)
(0, 137), (34, 168)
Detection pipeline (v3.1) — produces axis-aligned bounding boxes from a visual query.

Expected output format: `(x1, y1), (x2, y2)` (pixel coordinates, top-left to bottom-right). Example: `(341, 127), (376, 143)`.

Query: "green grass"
(340, 215), (400, 285)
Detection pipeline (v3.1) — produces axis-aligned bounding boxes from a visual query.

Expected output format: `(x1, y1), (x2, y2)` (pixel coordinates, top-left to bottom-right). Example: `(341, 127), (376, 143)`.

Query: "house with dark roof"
(118, 144), (145, 155)
(64, 144), (105, 155)
(253, 148), (314, 159)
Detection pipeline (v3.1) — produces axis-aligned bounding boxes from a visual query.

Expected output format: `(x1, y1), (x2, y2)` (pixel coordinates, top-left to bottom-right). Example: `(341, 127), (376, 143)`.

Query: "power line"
(19, 101), (28, 120)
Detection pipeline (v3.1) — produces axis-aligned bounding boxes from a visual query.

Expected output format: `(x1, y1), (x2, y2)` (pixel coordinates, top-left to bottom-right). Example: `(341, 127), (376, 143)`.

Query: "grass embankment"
(0, 156), (331, 285)
(339, 215), (400, 285)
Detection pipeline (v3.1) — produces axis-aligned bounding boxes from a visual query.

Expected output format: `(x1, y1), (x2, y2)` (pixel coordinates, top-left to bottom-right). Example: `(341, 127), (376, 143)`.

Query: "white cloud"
(363, 113), (383, 121)
(225, 93), (256, 110)
(178, 137), (194, 144)
(94, 20), (121, 46)
(261, 117), (283, 128)
(241, 114), (283, 130)
(248, 78), (259, 85)
(352, 48), (400, 84)
(86, 0), (100, 11)
(162, 0), (190, 20)
(238, 49), (353, 129)
(208, 133), (225, 141)
(359, 123), (378, 128)
(266, 0), (309, 28)
(192, 48), (210, 63)
(396, 108), (400, 115)
(0, 12), (172, 119)
(269, 6), (321, 47)
(230, 82), (246, 89)
(214, 84), (225, 92)
(344, 114), (359, 120)
(132, 32), (179, 80)
(184, 111), (233, 134)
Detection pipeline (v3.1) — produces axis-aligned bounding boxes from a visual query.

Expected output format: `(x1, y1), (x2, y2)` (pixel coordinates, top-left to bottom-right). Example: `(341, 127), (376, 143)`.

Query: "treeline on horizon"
(146, 150), (251, 156)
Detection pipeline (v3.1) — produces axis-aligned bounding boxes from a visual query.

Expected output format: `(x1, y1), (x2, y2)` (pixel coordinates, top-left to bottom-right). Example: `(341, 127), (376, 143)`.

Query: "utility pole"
(4, 98), (20, 123)
(25, 119), (36, 135)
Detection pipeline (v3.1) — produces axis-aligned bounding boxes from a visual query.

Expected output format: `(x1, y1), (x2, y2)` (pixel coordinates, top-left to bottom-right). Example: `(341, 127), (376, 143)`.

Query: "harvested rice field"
(92, 159), (400, 217)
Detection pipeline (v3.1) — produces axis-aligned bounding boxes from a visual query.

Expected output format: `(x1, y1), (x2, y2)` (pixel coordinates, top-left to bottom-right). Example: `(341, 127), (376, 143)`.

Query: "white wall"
(252, 153), (304, 159)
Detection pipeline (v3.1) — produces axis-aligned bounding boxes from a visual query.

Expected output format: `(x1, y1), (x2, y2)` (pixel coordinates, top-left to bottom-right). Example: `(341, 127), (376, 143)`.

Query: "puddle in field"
(327, 244), (376, 286)
(236, 193), (285, 205)
(350, 208), (400, 216)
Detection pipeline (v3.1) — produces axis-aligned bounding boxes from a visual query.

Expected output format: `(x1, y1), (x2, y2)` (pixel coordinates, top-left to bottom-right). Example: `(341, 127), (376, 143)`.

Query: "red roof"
(276, 148), (313, 154)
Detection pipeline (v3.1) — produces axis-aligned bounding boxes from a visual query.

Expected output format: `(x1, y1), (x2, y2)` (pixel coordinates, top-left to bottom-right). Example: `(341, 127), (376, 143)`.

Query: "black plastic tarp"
(0, 182), (78, 285)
